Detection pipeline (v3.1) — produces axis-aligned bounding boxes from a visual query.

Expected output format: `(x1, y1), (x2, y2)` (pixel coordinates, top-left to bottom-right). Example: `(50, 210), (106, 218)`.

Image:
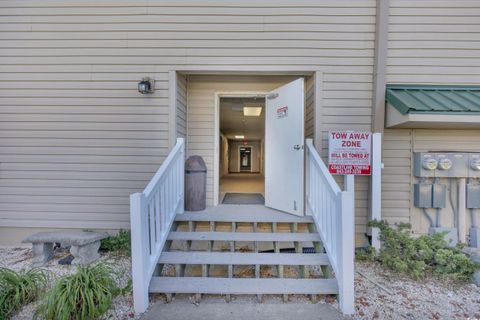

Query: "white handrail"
(130, 138), (185, 313)
(305, 139), (354, 315)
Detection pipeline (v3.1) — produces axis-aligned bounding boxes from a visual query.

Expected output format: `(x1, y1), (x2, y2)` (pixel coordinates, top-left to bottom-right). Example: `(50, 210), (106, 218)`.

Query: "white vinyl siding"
(381, 129), (412, 226)
(382, 0), (480, 234)
(0, 0), (376, 244)
(387, 0), (480, 84)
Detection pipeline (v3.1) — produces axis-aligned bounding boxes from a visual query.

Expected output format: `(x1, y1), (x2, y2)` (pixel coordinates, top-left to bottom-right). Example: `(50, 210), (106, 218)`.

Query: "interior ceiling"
(220, 97), (265, 140)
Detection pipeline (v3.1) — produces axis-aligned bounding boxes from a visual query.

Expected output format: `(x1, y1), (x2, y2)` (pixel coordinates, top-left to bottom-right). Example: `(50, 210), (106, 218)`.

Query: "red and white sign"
(276, 106), (288, 119)
(328, 131), (372, 175)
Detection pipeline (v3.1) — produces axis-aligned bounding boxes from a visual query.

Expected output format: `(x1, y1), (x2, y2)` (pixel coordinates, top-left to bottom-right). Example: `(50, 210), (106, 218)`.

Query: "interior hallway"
(219, 173), (265, 203)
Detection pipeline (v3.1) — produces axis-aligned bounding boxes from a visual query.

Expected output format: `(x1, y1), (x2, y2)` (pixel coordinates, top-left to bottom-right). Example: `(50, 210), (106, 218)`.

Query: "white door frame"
(214, 91), (268, 206)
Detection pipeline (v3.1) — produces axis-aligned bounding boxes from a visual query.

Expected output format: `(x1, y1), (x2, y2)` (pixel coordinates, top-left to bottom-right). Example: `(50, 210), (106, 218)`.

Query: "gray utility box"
(435, 153), (468, 178)
(429, 227), (458, 247)
(467, 184), (480, 209)
(469, 154), (480, 178)
(414, 183), (433, 208)
(432, 184), (446, 208)
(413, 153), (436, 178)
(413, 152), (477, 178)
(471, 228), (480, 248)
(414, 183), (446, 208)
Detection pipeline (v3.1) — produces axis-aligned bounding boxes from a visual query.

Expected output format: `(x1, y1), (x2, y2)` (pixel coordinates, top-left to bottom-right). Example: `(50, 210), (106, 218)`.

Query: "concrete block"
(70, 241), (101, 265)
(32, 242), (54, 267)
(429, 227), (458, 247)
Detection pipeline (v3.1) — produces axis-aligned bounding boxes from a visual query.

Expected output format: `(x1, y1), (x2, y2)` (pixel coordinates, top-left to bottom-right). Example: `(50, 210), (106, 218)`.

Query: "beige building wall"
(382, 0), (480, 235)
(0, 0), (376, 245)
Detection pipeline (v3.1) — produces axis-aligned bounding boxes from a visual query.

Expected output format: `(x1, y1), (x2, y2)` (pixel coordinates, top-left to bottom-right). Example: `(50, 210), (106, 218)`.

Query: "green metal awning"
(385, 85), (480, 128)
(386, 85), (480, 115)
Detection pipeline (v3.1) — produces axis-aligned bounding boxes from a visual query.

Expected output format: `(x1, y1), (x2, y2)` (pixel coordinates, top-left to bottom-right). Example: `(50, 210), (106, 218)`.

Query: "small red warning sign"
(276, 106), (288, 119)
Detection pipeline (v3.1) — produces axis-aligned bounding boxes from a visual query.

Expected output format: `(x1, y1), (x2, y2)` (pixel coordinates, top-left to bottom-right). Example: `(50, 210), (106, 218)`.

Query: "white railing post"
(130, 192), (149, 313)
(370, 133), (382, 251)
(339, 189), (355, 315)
(176, 138), (185, 214)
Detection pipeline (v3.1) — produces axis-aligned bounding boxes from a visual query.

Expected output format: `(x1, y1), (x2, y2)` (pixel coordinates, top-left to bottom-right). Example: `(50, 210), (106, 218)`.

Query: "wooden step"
(150, 277), (338, 295)
(168, 231), (321, 242)
(158, 251), (330, 266)
(175, 212), (314, 223)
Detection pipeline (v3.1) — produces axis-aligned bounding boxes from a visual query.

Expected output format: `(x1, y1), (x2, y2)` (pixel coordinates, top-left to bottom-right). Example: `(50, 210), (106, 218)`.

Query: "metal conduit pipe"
(435, 208), (441, 228)
(449, 179), (457, 228)
(434, 178), (442, 228)
(422, 208), (435, 228)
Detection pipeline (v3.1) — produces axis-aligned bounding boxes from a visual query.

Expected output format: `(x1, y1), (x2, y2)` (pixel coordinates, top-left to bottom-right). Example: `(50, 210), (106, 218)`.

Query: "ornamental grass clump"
(35, 263), (121, 320)
(0, 267), (48, 319)
(367, 220), (479, 281)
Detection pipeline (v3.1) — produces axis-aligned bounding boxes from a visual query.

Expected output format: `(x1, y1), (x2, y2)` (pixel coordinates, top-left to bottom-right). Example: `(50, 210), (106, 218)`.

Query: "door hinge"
(294, 200), (297, 211)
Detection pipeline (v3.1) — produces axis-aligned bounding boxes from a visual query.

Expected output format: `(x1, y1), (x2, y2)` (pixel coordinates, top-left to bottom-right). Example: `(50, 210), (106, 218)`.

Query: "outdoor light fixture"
(138, 77), (155, 94)
(243, 107), (262, 117)
(235, 135), (244, 139)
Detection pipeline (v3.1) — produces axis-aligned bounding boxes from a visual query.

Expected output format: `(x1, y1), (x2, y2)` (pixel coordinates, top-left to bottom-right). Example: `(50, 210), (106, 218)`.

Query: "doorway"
(180, 73), (319, 212)
(218, 96), (266, 204)
(239, 147), (252, 172)
(215, 78), (305, 215)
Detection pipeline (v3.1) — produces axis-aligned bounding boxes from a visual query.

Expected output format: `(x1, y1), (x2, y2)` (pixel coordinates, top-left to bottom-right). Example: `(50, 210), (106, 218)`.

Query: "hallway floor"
(219, 173), (265, 203)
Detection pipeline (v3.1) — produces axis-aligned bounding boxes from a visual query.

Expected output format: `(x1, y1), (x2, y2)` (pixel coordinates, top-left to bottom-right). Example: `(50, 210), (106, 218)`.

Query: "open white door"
(265, 78), (304, 216)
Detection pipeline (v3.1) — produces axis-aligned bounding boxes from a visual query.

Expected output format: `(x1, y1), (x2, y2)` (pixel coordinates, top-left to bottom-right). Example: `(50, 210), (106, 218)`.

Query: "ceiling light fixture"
(235, 135), (244, 139)
(243, 107), (262, 117)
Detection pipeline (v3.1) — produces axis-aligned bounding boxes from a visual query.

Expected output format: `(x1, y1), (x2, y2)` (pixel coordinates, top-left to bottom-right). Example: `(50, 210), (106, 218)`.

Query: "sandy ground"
(354, 261), (480, 320)
(1, 247), (479, 319)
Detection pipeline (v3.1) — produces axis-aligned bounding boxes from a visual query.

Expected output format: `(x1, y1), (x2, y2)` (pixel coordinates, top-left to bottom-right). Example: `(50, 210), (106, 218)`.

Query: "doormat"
(222, 193), (265, 205)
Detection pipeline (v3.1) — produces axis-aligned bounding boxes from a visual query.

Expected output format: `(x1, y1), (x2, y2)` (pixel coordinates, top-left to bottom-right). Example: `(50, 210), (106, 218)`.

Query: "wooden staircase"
(149, 211), (339, 302)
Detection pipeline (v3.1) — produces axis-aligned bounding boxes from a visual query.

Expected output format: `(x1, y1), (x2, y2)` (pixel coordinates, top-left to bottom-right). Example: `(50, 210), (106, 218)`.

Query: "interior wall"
(228, 140), (261, 173)
(220, 133), (229, 177)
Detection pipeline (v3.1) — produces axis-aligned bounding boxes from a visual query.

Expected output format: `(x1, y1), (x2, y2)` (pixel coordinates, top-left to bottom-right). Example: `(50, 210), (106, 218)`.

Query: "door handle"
(293, 144), (303, 150)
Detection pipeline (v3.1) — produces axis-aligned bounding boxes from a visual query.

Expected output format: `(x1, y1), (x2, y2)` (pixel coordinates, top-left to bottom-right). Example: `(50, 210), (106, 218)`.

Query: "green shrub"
(355, 246), (376, 261)
(366, 220), (479, 281)
(0, 267), (48, 319)
(100, 229), (131, 256)
(35, 264), (122, 320)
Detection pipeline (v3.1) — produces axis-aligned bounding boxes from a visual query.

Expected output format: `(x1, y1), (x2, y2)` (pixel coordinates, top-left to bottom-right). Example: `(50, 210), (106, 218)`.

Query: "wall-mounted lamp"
(138, 77), (155, 94)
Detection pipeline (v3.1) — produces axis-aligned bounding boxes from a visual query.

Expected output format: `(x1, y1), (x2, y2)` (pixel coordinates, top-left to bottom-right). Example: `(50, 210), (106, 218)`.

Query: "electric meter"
(422, 158), (438, 171)
(438, 158), (453, 171)
(471, 158), (480, 171)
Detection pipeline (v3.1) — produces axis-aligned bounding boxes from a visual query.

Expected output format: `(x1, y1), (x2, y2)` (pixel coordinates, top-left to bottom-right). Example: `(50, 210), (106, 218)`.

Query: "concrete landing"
(141, 299), (346, 320)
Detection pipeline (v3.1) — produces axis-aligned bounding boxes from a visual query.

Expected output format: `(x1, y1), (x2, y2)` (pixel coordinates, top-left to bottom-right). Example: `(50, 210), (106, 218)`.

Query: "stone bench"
(23, 231), (108, 267)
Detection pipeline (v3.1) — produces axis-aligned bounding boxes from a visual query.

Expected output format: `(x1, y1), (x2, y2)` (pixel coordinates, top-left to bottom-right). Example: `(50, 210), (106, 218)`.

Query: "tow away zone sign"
(328, 131), (372, 175)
